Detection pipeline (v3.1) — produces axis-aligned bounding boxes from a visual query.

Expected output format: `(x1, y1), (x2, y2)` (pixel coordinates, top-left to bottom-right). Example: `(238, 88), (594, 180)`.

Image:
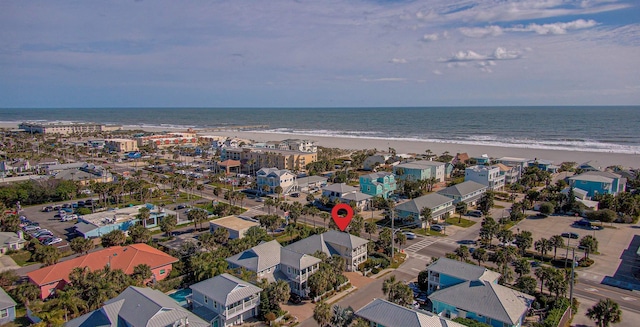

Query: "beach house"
(363, 154), (393, 171)
(394, 193), (455, 226)
(494, 163), (520, 185)
(355, 298), (466, 327)
(189, 273), (262, 327)
(465, 165), (505, 191)
(256, 167), (298, 195)
(66, 286), (208, 327)
(0, 231), (27, 254)
(394, 160), (445, 182)
(578, 160), (603, 172)
(437, 181), (488, 206)
(0, 288), (16, 325)
(495, 157), (530, 181)
(321, 183), (372, 210)
(568, 171), (626, 197)
(284, 230), (368, 272)
(527, 159), (559, 173)
(359, 172), (397, 199)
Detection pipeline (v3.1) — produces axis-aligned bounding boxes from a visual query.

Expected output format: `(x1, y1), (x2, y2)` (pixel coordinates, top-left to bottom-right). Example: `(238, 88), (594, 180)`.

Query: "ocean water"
(1, 106), (639, 154)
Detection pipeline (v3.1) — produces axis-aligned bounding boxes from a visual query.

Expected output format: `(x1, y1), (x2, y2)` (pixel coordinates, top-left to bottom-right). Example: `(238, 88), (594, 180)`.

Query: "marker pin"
(331, 203), (354, 231)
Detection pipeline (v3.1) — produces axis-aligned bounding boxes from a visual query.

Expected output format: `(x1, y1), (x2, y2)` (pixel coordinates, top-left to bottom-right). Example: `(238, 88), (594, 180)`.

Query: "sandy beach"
(210, 130), (640, 169)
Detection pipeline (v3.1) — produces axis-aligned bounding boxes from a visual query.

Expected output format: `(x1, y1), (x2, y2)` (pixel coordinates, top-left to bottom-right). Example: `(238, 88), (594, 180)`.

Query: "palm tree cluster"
(382, 275), (414, 307)
(307, 254), (349, 299)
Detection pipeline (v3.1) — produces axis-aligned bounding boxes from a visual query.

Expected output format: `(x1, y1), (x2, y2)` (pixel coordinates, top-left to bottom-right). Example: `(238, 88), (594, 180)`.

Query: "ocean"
(1, 106), (639, 155)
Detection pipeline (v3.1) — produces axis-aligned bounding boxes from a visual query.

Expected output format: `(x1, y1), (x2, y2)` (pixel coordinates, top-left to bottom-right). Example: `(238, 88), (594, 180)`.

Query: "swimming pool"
(168, 288), (192, 307)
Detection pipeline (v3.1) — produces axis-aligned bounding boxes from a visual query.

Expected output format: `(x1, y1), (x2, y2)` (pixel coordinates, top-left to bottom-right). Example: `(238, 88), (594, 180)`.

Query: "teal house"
(0, 288), (16, 325)
(427, 258), (534, 327)
(359, 172), (397, 199)
(568, 171), (626, 198)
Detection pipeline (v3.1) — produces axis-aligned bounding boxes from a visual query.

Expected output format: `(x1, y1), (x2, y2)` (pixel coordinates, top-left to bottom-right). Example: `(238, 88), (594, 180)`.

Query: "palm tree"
(513, 258), (531, 277)
(313, 301), (332, 327)
(579, 235), (599, 259)
(550, 235), (565, 259)
(534, 238), (553, 258)
(50, 288), (88, 321)
(420, 207), (432, 231)
(535, 266), (554, 294)
(274, 185), (283, 201)
(515, 230), (533, 256)
(472, 248), (488, 265)
(455, 245), (470, 262)
(455, 201), (468, 223)
(330, 305), (354, 327)
(365, 221), (377, 240)
(320, 212), (330, 228)
(587, 298), (622, 327)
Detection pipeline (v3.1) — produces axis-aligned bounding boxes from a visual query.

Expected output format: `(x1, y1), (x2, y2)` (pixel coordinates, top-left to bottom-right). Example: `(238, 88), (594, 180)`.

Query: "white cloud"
(389, 58), (408, 64)
(510, 19), (598, 35)
(422, 33), (439, 41)
(492, 47), (520, 60)
(433, 69), (443, 75)
(360, 77), (406, 82)
(459, 25), (503, 38)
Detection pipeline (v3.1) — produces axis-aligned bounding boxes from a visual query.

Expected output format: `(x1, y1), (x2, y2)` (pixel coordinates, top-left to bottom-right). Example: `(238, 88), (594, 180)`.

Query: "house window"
(160, 269), (166, 275)
(0, 309), (7, 318)
(204, 296), (208, 304)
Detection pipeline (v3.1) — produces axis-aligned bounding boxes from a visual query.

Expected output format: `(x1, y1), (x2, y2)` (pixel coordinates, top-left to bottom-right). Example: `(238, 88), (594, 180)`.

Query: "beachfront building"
(568, 171), (627, 197)
(256, 168), (298, 195)
(18, 122), (121, 135)
(105, 138), (138, 153)
(363, 154), (393, 171)
(321, 183), (372, 210)
(209, 215), (260, 240)
(394, 193), (455, 227)
(394, 160), (445, 183)
(226, 240), (322, 296)
(73, 204), (175, 239)
(359, 172), (397, 199)
(189, 273), (262, 327)
(355, 298), (465, 327)
(494, 163), (520, 184)
(472, 154), (491, 165)
(285, 230), (368, 272)
(27, 244), (178, 299)
(66, 286), (208, 327)
(281, 139), (317, 152)
(0, 231), (27, 254)
(136, 131), (198, 149)
(437, 181), (487, 206)
(465, 165), (505, 191)
(495, 157), (530, 182)
(222, 147), (317, 172)
(527, 159), (559, 173)
(578, 160), (603, 172)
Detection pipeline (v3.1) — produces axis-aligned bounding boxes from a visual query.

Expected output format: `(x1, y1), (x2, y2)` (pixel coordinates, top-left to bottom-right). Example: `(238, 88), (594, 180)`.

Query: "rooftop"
(78, 204), (171, 227)
(437, 181), (487, 197)
(396, 160), (446, 169)
(226, 240), (282, 272)
(428, 258), (500, 283)
(395, 193), (454, 214)
(190, 273), (262, 306)
(356, 298), (465, 327)
(209, 215), (260, 231)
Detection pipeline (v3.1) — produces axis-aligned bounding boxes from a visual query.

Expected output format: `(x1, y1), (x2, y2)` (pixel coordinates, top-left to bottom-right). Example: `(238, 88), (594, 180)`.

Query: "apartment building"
(19, 122), (121, 135)
(105, 138), (139, 153)
(222, 147), (317, 172)
(465, 165), (505, 191)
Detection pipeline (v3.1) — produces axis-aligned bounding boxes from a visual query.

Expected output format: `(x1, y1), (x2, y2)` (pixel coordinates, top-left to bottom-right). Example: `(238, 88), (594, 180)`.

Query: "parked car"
(403, 231), (417, 240)
(458, 239), (476, 245)
(37, 235), (54, 242)
(77, 201), (85, 207)
(31, 229), (52, 237)
(62, 207), (74, 213)
(42, 206), (54, 212)
(61, 214), (78, 221)
(561, 232), (579, 239)
(22, 225), (41, 232)
(467, 210), (483, 217)
(43, 238), (63, 246)
(431, 224), (444, 232)
(174, 204), (187, 210)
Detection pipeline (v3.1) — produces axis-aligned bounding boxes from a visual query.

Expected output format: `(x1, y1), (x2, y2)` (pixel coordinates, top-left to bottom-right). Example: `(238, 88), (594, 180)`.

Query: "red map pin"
(331, 203), (354, 232)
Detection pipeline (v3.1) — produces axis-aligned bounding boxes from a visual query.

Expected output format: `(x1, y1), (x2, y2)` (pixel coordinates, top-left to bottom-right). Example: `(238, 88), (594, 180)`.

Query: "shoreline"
(3, 122), (638, 168)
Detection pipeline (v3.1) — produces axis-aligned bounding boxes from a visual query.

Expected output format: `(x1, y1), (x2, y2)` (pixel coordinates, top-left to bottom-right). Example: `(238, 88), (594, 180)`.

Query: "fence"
(557, 306), (572, 327)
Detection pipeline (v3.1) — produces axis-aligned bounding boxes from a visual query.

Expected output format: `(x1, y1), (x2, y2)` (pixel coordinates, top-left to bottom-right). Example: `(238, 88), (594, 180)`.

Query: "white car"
(61, 214), (78, 221)
(22, 225), (41, 232)
(430, 224), (444, 232)
(43, 238), (63, 246)
(403, 231), (417, 240)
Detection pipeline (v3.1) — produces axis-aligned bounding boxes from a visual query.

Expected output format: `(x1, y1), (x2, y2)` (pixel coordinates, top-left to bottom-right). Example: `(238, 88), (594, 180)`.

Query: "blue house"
(568, 171), (626, 197)
(427, 258), (533, 327)
(393, 160), (446, 182)
(0, 288), (16, 324)
(359, 172), (397, 199)
(394, 193), (455, 226)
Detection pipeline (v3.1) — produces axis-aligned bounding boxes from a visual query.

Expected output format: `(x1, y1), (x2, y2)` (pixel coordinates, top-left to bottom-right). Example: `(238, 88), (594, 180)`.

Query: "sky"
(1, 0), (639, 108)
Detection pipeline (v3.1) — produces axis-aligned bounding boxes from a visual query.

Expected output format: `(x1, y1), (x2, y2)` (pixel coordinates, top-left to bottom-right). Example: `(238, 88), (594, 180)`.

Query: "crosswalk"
(403, 236), (460, 260)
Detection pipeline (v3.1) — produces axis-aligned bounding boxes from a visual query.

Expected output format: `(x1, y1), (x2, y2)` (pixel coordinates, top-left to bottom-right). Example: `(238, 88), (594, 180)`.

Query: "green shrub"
(578, 257), (594, 267)
(452, 317), (492, 327)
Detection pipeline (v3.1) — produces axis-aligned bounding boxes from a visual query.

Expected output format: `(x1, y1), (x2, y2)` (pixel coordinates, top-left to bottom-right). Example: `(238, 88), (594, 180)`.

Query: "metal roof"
(355, 298), (465, 327)
(395, 193), (454, 214)
(225, 240), (282, 272)
(0, 288), (16, 310)
(189, 273), (262, 306)
(427, 258), (500, 283)
(437, 181), (487, 197)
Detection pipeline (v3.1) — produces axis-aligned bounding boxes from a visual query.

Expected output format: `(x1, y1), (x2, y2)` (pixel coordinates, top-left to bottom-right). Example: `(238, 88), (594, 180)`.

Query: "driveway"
(0, 255), (20, 272)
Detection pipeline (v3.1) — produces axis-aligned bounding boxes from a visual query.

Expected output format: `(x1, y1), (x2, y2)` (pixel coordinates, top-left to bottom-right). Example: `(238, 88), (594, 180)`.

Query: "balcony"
(225, 297), (260, 317)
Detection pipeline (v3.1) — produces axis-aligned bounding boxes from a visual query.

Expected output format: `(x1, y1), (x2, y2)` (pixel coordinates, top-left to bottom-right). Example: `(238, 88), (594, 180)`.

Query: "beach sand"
(3, 122), (638, 168)
(209, 130), (640, 169)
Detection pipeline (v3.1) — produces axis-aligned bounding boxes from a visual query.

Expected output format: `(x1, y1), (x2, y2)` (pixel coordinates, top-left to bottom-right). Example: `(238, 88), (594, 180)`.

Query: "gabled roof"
(0, 288), (16, 310)
(322, 183), (358, 194)
(429, 280), (534, 325)
(561, 187), (589, 199)
(569, 171), (621, 183)
(285, 230), (368, 256)
(396, 160), (446, 169)
(341, 192), (373, 202)
(437, 181), (487, 197)
(190, 273), (262, 306)
(356, 298), (465, 327)
(494, 163), (515, 172)
(226, 240), (282, 272)
(395, 193), (454, 214)
(27, 244), (177, 286)
(362, 172), (394, 180)
(578, 160), (602, 171)
(257, 167), (293, 177)
(66, 286), (209, 327)
(280, 248), (321, 270)
(0, 232), (26, 246)
(427, 258), (500, 283)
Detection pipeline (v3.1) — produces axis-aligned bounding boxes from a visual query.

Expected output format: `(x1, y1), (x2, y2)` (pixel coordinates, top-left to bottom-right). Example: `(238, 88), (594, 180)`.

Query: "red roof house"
(27, 243), (178, 299)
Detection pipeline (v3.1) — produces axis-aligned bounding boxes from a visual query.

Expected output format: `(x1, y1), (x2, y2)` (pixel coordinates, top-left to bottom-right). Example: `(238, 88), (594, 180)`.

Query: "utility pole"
(569, 248), (576, 317)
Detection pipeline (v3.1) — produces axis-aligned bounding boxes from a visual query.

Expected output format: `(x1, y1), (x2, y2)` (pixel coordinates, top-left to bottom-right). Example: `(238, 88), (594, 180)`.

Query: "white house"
(465, 165), (505, 191)
(321, 183), (372, 210)
(256, 167), (298, 195)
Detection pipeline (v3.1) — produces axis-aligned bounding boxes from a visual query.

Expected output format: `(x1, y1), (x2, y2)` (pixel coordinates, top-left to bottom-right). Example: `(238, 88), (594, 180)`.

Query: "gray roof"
(341, 192), (372, 202)
(569, 172), (618, 183)
(396, 161), (445, 170)
(226, 240), (282, 272)
(0, 288), (16, 310)
(280, 248), (321, 270)
(561, 187), (589, 199)
(66, 286), (209, 327)
(74, 221), (99, 234)
(356, 298), (465, 327)
(297, 175), (328, 185)
(0, 232), (26, 247)
(437, 181), (487, 197)
(429, 280), (534, 325)
(285, 230), (368, 257)
(427, 258), (500, 283)
(190, 273), (262, 306)
(257, 167), (293, 177)
(395, 193), (454, 214)
(323, 183), (358, 194)
(363, 172), (394, 180)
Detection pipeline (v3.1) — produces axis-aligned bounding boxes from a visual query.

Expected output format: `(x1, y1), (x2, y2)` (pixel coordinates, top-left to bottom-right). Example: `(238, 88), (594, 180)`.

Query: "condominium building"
(19, 122), (121, 135)
(136, 132), (198, 149)
(222, 147), (317, 172)
(465, 165), (505, 191)
(105, 138), (139, 153)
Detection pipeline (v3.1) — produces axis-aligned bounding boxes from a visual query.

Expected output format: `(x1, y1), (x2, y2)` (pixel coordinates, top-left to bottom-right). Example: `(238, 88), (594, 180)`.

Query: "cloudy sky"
(1, 0), (639, 107)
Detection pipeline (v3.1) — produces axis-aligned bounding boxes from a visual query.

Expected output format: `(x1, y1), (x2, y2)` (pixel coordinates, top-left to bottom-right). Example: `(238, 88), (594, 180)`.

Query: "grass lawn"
(445, 217), (477, 228)
(390, 252), (407, 268)
(411, 228), (446, 237)
(8, 250), (37, 267)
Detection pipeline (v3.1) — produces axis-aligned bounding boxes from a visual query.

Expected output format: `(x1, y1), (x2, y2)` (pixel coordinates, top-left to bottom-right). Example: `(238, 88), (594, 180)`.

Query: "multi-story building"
(495, 157), (530, 182)
(321, 183), (372, 210)
(359, 172), (397, 199)
(189, 273), (262, 327)
(465, 165), (505, 191)
(18, 122), (121, 135)
(256, 168), (298, 195)
(136, 131), (198, 149)
(284, 230), (368, 272)
(494, 163), (520, 184)
(393, 160), (445, 182)
(105, 138), (139, 153)
(568, 171), (626, 197)
(226, 240), (321, 297)
(67, 286), (208, 327)
(437, 181), (487, 206)
(281, 139), (317, 152)
(395, 193), (455, 226)
(222, 147), (317, 172)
